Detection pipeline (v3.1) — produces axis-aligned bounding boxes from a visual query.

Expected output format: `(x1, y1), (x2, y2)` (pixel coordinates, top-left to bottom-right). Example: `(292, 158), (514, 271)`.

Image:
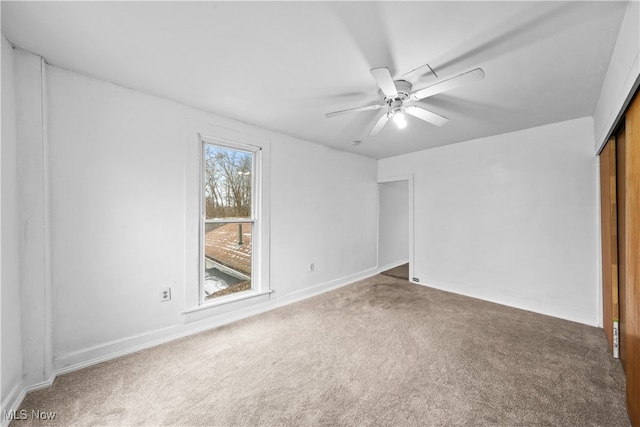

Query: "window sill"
(182, 289), (274, 315)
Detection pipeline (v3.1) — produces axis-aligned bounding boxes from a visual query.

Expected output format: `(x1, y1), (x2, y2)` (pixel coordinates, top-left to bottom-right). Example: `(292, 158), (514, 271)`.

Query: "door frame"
(377, 174), (414, 281)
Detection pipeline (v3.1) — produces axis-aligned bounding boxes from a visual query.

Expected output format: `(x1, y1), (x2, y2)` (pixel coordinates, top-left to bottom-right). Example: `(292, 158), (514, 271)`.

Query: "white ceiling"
(1, 1), (628, 159)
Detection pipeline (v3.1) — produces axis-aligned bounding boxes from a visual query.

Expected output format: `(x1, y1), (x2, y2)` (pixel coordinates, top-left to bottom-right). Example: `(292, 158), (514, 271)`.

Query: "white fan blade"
(370, 67), (398, 97)
(401, 62), (438, 78)
(369, 113), (389, 136)
(405, 105), (449, 127)
(325, 104), (385, 118)
(410, 68), (485, 101)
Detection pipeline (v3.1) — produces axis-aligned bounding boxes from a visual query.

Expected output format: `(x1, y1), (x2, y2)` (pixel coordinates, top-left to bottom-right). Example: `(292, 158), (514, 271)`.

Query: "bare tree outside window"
(204, 146), (252, 219)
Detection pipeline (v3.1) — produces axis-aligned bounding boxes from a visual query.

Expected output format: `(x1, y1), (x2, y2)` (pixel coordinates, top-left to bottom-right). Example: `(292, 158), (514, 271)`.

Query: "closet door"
(624, 97), (640, 425)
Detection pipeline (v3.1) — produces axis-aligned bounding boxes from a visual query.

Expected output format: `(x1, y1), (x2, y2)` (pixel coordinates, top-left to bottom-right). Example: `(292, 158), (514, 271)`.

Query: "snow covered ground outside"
(204, 266), (241, 296)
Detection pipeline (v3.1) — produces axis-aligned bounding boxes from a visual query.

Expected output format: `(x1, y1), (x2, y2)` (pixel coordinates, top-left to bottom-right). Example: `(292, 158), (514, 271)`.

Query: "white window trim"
(183, 289), (274, 314)
(183, 119), (271, 316)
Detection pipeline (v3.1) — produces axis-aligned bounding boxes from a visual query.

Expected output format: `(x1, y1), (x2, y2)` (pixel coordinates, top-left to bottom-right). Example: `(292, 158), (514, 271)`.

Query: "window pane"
(204, 222), (252, 300)
(204, 144), (252, 219)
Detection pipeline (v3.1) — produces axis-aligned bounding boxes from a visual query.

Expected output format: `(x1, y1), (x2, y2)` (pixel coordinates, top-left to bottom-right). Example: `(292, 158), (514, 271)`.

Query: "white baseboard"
(377, 259), (409, 274)
(14, 267), (379, 413)
(1, 379), (26, 427)
(275, 268), (378, 306)
(417, 277), (598, 327)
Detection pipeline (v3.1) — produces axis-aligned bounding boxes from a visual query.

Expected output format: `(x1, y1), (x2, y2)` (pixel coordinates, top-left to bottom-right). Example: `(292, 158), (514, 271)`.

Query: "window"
(201, 140), (259, 301)
(184, 123), (270, 314)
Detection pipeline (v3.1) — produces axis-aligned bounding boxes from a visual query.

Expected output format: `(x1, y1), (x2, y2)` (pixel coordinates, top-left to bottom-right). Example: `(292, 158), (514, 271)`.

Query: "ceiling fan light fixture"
(392, 110), (407, 129)
(392, 110), (405, 123)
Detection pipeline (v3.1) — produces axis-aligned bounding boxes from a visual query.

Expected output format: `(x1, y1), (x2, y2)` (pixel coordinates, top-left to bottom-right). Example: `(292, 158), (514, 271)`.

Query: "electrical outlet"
(309, 263), (315, 272)
(160, 287), (171, 302)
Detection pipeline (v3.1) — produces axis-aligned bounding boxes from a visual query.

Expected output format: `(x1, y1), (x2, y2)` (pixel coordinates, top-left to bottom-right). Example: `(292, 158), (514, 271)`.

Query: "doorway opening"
(377, 176), (413, 281)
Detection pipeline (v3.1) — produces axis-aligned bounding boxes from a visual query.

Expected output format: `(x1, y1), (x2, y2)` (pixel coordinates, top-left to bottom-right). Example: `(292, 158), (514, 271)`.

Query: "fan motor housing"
(383, 80), (412, 103)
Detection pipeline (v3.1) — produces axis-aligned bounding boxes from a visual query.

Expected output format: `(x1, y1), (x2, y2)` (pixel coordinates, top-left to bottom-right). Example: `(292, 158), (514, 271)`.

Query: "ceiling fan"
(325, 66), (485, 136)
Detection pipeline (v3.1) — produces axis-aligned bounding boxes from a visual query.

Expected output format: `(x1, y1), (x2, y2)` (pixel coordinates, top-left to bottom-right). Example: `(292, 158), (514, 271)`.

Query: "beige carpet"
(380, 263), (409, 280)
(12, 274), (629, 426)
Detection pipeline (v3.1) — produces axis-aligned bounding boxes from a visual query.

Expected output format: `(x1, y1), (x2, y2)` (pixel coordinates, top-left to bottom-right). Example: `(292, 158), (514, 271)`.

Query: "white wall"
(594, 1), (640, 152)
(378, 180), (409, 270)
(379, 117), (600, 325)
(47, 65), (188, 358)
(1, 36), (24, 417)
(36, 64), (377, 372)
(270, 135), (378, 296)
